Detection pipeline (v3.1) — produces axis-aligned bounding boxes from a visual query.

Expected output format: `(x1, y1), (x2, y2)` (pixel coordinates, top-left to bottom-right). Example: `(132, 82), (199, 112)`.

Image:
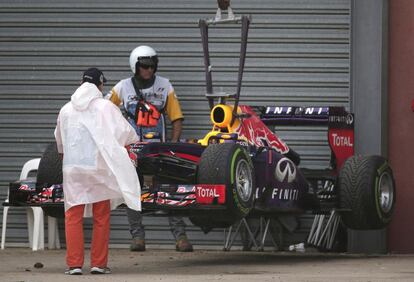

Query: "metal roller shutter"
(0, 0), (350, 248)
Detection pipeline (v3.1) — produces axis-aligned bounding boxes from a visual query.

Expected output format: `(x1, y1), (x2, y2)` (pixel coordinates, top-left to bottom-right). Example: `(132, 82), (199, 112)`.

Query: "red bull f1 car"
(34, 9), (395, 236)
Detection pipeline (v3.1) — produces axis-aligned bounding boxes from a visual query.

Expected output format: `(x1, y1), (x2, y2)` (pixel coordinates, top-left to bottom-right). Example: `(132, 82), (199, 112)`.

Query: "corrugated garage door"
(0, 0), (350, 248)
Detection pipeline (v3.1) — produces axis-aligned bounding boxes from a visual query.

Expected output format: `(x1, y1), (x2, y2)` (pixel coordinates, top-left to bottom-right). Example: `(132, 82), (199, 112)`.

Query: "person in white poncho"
(54, 68), (141, 275)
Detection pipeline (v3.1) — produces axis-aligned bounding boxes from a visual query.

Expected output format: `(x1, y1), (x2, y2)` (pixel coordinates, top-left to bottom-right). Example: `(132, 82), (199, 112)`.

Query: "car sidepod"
(253, 149), (309, 212)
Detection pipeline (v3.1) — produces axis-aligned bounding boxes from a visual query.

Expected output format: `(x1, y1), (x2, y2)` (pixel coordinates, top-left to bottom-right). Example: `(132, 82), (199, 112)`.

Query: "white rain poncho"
(54, 82), (141, 217)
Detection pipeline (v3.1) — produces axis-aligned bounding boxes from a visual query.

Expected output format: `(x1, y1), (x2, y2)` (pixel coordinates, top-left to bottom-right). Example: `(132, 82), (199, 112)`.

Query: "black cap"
(82, 67), (107, 86)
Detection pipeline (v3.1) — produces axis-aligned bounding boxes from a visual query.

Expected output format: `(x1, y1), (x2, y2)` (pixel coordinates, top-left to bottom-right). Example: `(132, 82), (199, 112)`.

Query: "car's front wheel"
(191, 143), (255, 230)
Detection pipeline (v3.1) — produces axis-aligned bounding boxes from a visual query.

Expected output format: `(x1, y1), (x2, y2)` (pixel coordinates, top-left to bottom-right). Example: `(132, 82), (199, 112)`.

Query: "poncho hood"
(71, 82), (102, 111)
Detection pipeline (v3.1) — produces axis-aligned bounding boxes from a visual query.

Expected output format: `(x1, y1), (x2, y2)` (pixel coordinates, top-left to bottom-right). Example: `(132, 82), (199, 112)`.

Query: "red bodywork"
(328, 127), (354, 171)
(235, 105), (290, 154)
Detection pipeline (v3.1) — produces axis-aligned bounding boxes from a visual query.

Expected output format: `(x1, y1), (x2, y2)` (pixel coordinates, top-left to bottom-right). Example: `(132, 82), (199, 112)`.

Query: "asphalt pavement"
(0, 248), (413, 282)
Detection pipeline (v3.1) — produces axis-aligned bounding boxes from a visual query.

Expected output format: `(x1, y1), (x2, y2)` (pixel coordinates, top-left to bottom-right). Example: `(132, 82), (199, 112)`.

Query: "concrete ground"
(0, 248), (414, 282)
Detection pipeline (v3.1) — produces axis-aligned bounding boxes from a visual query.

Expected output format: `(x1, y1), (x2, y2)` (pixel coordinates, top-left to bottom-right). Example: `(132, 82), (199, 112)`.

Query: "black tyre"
(338, 155), (395, 230)
(37, 142), (64, 218)
(194, 143), (255, 228)
(37, 143), (63, 186)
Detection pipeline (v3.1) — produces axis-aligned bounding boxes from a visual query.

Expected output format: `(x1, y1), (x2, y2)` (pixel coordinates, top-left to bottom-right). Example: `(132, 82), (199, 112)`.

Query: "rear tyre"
(37, 142), (64, 218)
(192, 143), (255, 229)
(338, 155), (395, 230)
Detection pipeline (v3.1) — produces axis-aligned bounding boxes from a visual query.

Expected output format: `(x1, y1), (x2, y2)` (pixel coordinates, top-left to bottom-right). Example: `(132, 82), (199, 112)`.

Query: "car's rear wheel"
(338, 155), (395, 229)
(191, 143), (255, 230)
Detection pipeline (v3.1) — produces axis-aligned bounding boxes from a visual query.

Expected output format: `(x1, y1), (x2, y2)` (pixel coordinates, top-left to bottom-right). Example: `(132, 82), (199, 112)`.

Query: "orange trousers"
(65, 200), (110, 268)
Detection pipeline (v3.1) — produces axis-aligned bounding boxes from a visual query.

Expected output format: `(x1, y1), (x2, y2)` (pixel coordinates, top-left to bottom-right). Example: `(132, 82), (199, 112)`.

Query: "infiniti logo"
(275, 157), (296, 183)
(346, 114), (354, 125)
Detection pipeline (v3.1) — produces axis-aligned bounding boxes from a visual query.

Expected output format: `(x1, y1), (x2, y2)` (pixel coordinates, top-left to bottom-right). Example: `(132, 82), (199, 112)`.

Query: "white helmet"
(129, 45), (158, 74)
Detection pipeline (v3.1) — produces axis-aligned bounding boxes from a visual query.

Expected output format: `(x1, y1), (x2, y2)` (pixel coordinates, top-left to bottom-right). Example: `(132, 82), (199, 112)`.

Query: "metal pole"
(199, 19), (214, 109)
(231, 15), (250, 125)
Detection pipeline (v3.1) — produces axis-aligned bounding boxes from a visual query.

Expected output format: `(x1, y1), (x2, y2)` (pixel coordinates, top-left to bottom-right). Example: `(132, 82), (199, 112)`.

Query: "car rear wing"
(260, 106), (355, 171)
(260, 106), (353, 127)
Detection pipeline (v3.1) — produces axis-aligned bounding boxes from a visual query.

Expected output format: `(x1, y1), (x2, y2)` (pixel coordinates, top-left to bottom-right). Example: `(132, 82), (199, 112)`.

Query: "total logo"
(196, 186), (220, 198)
(275, 157), (296, 183)
(331, 133), (353, 147)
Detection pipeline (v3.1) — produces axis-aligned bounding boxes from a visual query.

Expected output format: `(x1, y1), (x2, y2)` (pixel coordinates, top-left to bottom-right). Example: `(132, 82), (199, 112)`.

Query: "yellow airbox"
(211, 104), (233, 128)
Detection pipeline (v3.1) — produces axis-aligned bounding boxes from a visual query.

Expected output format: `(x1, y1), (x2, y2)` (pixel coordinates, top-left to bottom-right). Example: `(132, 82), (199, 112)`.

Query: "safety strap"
(131, 77), (145, 102)
(130, 77), (165, 114)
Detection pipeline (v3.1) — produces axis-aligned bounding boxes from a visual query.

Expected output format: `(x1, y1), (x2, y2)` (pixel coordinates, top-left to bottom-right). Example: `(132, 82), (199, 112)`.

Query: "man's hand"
(171, 119), (183, 142)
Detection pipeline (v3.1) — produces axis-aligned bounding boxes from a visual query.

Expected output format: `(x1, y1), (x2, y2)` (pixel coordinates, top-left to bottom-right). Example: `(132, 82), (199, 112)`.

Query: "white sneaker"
(90, 266), (111, 274)
(64, 267), (82, 275)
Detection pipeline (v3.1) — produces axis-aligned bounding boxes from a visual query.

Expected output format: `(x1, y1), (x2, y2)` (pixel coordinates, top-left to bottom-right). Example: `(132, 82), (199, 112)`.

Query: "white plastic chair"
(1, 158), (60, 251)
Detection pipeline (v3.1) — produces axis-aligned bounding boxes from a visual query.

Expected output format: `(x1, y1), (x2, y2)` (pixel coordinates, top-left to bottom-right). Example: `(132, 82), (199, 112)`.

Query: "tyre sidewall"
(227, 146), (255, 217)
(372, 159), (395, 225)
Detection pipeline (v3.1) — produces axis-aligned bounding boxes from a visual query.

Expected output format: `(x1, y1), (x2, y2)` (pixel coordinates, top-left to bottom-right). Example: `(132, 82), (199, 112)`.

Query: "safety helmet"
(129, 45), (159, 74)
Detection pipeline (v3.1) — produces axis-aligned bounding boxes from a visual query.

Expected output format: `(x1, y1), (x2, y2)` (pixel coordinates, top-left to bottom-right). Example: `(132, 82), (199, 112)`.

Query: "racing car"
(35, 7), (395, 236)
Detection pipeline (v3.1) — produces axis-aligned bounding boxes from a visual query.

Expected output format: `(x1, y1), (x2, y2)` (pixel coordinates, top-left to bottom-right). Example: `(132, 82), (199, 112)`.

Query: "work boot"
(175, 236), (193, 252)
(130, 238), (146, 252)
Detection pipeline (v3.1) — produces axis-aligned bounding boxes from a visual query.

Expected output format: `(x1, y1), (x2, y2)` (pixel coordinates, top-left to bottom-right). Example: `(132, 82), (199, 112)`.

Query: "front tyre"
(195, 143), (255, 228)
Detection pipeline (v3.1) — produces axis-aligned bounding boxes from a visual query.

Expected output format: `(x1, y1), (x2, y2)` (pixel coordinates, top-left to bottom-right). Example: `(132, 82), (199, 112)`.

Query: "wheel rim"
(378, 171), (394, 214)
(235, 159), (252, 202)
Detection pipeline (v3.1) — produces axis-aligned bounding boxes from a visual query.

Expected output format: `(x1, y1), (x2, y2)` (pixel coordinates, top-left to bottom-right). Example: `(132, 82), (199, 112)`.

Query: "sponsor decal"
(266, 106), (292, 115)
(195, 185), (225, 204)
(255, 187), (299, 201)
(329, 113), (354, 125)
(265, 106), (328, 117)
(275, 157), (296, 183)
(331, 133), (353, 147)
(176, 185), (195, 193)
(346, 114), (354, 125)
(271, 188), (299, 201)
(304, 107), (326, 115)
(197, 187), (219, 198)
(328, 128), (354, 170)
